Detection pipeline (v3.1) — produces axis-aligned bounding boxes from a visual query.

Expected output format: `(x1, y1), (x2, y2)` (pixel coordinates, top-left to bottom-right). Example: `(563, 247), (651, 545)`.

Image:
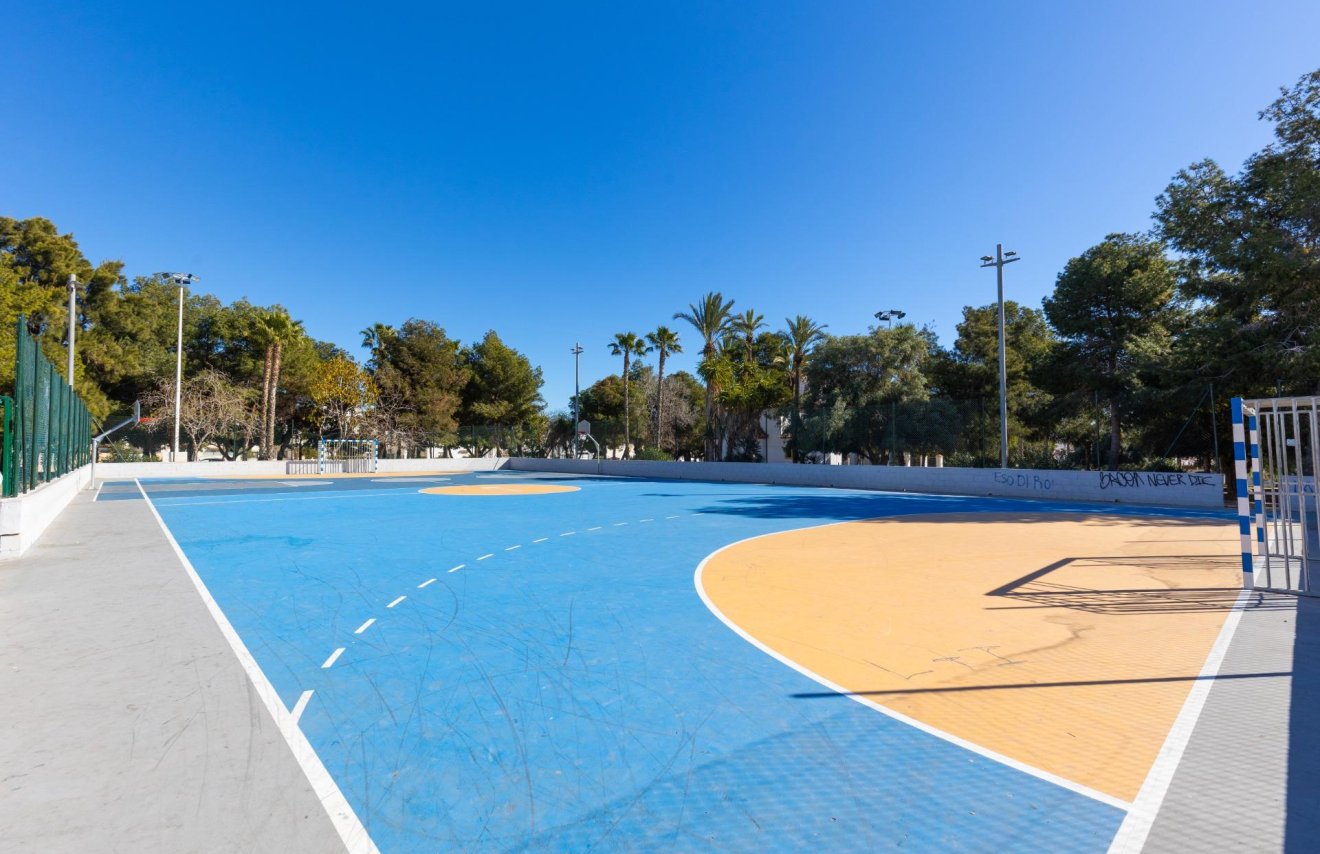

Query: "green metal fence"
(1, 316), (93, 497)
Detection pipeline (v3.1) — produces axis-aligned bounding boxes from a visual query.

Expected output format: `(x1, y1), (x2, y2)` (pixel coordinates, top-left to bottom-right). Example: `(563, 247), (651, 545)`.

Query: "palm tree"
(609, 332), (651, 459)
(255, 309), (304, 460)
(782, 315), (828, 462)
(645, 326), (683, 453)
(674, 292), (735, 460)
(731, 309), (765, 359)
(360, 323), (395, 365)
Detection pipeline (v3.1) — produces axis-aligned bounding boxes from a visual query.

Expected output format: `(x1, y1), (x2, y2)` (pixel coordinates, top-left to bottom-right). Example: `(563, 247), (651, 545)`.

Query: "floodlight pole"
(571, 343), (584, 458)
(165, 273), (198, 463)
(980, 245), (1020, 469)
(66, 274), (77, 387)
(875, 309), (906, 466)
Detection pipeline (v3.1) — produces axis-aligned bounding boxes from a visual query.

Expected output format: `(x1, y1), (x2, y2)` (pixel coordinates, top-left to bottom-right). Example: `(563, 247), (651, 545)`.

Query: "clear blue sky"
(5, 1), (1319, 412)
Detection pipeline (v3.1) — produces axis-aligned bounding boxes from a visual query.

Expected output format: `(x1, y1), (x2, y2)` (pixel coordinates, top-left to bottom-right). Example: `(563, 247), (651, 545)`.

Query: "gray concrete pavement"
(0, 490), (344, 854)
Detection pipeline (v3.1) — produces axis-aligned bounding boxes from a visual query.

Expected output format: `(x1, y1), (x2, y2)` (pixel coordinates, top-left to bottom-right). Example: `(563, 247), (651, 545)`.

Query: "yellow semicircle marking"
(419, 484), (580, 496)
(698, 512), (1240, 802)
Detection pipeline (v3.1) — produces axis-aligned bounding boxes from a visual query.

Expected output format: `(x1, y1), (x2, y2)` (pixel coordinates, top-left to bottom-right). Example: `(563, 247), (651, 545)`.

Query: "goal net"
(318, 438), (379, 474)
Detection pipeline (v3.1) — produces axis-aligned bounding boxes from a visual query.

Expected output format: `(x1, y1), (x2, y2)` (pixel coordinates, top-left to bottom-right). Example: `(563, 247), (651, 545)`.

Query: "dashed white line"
(387, 596), (406, 608)
(665, 515), (680, 519)
(532, 537), (549, 543)
(418, 578), (436, 588)
(587, 526), (602, 531)
(505, 545), (521, 551)
(639, 518), (654, 523)
(354, 618), (375, 634)
(560, 531), (576, 537)
(613, 522), (628, 526)
(477, 553), (494, 561)
(290, 690), (315, 724)
(448, 564), (465, 573)
(321, 648), (346, 669)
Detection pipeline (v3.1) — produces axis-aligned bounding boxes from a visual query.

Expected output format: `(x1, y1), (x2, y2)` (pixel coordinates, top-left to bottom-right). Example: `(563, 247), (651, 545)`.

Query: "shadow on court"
(1286, 595), (1320, 850)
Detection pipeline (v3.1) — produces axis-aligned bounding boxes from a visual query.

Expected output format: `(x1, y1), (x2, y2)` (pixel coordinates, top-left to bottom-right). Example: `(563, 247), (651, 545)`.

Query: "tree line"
(4, 69), (1318, 468)
(572, 70), (1320, 472)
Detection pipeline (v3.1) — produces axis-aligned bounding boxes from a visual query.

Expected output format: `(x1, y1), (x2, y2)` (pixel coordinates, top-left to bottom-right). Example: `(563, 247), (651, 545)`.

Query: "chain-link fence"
(1, 316), (92, 497)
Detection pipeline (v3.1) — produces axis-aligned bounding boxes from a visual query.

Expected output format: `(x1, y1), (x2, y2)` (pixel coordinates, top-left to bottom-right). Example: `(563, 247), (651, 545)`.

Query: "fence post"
(1, 396), (13, 498)
(1231, 397), (1253, 583)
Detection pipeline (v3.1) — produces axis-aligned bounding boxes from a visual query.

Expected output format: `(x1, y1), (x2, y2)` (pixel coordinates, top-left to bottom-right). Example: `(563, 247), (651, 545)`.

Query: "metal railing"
(1, 316), (93, 497)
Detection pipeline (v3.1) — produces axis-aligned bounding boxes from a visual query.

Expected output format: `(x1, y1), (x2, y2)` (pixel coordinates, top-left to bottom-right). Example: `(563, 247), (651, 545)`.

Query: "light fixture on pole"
(66, 274), (77, 387)
(571, 343), (584, 458)
(162, 272), (199, 462)
(874, 310), (907, 465)
(980, 245), (1020, 469)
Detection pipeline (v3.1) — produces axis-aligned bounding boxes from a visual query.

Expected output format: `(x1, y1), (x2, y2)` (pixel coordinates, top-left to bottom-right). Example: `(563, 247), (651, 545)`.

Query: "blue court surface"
(103, 472), (1231, 852)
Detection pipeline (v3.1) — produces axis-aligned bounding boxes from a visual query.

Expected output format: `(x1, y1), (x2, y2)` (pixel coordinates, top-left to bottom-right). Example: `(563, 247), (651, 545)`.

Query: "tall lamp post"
(571, 343), (584, 458)
(875, 309), (906, 465)
(979, 245), (1019, 469)
(66, 274), (78, 387)
(164, 273), (199, 462)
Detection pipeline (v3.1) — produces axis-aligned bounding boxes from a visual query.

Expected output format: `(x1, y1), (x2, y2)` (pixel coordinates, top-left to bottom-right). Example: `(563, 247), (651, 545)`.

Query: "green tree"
(781, 315), (828, 462)
(1156, 68), (1320, 396)
(674, 292), (735, 460)
(800, 325), (943, 463)
(369, 319), (469, 453)
(609, 332), (650, 458)
(1041, 233), (1179, 470)
(930, 301), (1055, 462)
(461, 331), (544, 455)
(645, 326), (682, 453)
(252, 308), (304, 459)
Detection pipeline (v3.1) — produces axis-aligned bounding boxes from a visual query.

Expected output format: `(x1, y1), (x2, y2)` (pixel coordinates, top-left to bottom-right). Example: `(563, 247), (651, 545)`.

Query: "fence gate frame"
(1233, 395), (1320, 596)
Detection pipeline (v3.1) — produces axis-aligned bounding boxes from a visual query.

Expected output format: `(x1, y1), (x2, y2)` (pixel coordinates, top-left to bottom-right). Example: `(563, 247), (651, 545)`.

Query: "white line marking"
(587, 526), (602, 531)
(418, 577), (436, 588)
(290, 690), (314, 724)
(354, 618), (375, 634)
(1106, 590), (1251, 852)
(505, 545), (521, 551)
(447, 564), (465, 573)
(133, 480), (377, 853)
(665, 515), (680, 519)
(477, 553), (494, 561)
(151, 488), (420, 508)
(321, 647), (346, 669)
(639, 518), (654, 523)
(613, 522), (628, 526)
(93, 481), (105, 502)
(387, 596), (406, 608)
(560, 531), (576, 537)
(691, 521), (1131, 813)
(532, 537), (549, 543)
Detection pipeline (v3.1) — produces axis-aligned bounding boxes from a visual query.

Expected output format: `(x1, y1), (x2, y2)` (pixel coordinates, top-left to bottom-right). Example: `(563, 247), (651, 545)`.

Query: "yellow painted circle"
(419, 484), (580, 496)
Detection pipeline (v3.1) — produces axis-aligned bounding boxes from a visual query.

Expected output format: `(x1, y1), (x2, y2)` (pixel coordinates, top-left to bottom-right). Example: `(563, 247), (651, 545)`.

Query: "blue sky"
(4, 1), (1319, 412)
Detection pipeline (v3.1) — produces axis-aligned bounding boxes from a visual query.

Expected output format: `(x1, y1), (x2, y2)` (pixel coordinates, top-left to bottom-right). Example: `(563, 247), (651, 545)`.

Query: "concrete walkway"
(0, 490), (344, 853)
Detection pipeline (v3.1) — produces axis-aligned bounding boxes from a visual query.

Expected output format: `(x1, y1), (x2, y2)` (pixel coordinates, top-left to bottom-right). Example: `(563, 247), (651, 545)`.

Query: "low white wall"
(509, 458), (1226, 509)
(0, 466), (93, 559)
(94, 457), (510, 480)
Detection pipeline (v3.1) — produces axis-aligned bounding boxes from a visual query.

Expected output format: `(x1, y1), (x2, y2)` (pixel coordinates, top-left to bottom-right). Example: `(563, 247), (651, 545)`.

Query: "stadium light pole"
(875, 310), (906, 465)
(980, 245), (1020, 469)
(65, 274), (77, 387)
(164, 273), (199, 462)
(571, 343), (584, 457)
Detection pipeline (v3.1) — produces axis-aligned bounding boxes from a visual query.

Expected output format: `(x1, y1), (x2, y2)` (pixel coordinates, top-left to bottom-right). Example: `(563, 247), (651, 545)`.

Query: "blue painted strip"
(1236, 480), (1248, 499)
(1242, 553), (1253, 574)
(1233, 442), (1246, 461)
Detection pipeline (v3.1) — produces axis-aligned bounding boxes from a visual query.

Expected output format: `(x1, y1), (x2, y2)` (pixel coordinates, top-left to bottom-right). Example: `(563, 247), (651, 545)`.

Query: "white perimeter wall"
(0, 466), (93, 559)
(510, 458), (1226, 509)
(93, 457), (510, 480)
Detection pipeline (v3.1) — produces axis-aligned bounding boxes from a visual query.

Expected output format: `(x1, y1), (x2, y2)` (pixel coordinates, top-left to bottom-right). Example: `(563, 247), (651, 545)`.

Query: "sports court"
(21, 465), (1298, 852)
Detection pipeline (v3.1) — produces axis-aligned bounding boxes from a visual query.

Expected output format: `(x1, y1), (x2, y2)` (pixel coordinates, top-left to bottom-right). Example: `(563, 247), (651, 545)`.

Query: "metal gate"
(1235, 396), (1320, 595)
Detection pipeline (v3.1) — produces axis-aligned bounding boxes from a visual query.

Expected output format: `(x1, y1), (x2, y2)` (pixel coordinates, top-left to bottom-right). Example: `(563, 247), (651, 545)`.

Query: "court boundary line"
(134, 479), (378, 854)
(692, 518), (1134, 813)
(1105, 589), (1251, 853)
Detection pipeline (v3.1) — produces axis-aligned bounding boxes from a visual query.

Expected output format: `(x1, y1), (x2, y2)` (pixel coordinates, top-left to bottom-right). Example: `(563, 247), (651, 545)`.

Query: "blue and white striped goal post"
(1230, 397), (1254, 583)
